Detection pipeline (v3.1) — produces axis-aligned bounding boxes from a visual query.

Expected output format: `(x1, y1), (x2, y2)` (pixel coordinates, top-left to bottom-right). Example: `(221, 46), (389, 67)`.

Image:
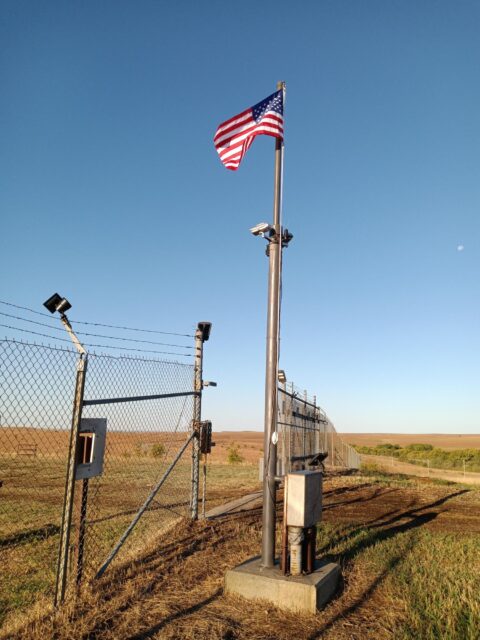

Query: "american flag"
(214, 90), (284, 170)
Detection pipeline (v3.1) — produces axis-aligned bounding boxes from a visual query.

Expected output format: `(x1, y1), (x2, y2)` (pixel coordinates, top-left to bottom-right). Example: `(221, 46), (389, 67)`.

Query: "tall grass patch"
(384, 532), (480, 639)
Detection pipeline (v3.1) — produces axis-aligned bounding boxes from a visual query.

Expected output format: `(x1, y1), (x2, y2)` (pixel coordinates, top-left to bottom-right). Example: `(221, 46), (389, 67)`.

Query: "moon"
(457, 245), (464, 252)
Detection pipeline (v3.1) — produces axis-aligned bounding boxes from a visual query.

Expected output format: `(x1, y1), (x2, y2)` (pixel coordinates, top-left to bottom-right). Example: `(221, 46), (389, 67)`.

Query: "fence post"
(191, 322), (210, 520)
(54, 353), (88, 606)
(331, 427), (335, 467)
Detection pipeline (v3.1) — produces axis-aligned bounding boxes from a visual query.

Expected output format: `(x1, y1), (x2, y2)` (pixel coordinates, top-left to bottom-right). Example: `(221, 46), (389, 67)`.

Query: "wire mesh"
(0, 340), (79, 622)
(0, 338), (196, 626)
(73, 352), (195, 583)
(277, 381), (360, 473)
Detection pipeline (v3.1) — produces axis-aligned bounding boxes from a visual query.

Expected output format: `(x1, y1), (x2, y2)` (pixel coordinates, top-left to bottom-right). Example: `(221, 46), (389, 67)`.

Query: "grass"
(2, 460), (479, 639)
(0, 452), (260, 631)
(390, 532), (480, 639)
(315, 522), (480, 638)
(354, 443), (480, 473)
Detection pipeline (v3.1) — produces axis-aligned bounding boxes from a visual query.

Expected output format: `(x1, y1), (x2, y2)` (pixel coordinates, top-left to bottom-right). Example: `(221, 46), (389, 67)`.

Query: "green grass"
(354, 443), (480, 473)
(316, 519), (480, 639)
(390, 532), (480, 639)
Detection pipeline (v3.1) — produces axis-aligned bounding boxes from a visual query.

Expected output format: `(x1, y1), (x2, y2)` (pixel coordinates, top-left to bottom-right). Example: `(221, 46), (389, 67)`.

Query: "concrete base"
(225, 556), (340, 614)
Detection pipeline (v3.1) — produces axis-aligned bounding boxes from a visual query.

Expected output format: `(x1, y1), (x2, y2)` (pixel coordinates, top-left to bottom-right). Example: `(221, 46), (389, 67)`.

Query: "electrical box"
(286, 470), (322, 528)
(199, 420), (214, 454)
(75, 418), (107, 480)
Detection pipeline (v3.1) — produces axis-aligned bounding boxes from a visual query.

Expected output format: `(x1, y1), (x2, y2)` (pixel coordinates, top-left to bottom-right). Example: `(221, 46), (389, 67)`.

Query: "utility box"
(75, 418), (107, 480)
(286, 470), (322, 528)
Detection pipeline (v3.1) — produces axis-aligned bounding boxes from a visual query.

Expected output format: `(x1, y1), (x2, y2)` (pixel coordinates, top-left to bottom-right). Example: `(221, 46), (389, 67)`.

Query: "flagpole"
(261, 80), (286, 568)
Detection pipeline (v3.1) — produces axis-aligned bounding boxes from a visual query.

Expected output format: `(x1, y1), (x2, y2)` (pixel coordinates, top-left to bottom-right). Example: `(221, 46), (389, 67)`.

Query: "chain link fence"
(0, 340), (79, 626)
(77, 352), (195, 582)
(277, 381), (360, 473)
(0, 338), (196, 628)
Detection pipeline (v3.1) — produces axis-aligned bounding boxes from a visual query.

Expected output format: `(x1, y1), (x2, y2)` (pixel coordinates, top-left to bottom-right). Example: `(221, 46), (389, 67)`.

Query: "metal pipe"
(190, 326), (203, 520)
(75, 477), (89, 586)
(201, 455), (207, 519)
(261, 81), (285, 568)
(83, 391), (198, 406)
(305, 526), (316, 574)
(54, 353), (87, 606)
(288, 526), (303, 576)
(95, 431), (195, 579)
(281, 475), (289, 574)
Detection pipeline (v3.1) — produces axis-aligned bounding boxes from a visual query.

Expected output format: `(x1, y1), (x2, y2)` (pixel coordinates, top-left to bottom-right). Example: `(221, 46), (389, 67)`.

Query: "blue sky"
(1, 0), (479, 433)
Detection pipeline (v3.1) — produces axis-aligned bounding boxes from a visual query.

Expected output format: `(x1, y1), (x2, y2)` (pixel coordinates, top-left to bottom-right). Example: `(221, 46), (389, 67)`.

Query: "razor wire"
(277, 381), (360, 473)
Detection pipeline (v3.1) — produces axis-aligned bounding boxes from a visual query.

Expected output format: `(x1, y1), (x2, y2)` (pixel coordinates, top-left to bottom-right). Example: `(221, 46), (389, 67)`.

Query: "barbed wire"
(0, 311), (193, 350)
(0, 323), (192, 358)
(0, 300), (195, 338)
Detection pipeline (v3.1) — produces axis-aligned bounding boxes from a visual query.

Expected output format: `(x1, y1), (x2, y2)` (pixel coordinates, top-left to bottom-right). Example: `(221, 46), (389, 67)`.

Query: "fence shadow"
(126, 588), (223, 640)
(0, 523), (60, 548)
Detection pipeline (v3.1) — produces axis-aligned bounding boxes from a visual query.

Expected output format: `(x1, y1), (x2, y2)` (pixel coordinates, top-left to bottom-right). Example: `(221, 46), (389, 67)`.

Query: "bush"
(227, 443), (244, 464)
(360, 461), (386, 475)
(404, 443), (433, 452)
(151, 443), (166, 458)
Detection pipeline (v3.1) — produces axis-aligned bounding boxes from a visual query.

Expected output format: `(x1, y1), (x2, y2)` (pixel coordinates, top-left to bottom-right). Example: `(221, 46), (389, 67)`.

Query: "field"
(3, 466), (479, 640)
(2, 430), (480, 639)
(341, 433), (480, 450)
(191, 431), (480, 461)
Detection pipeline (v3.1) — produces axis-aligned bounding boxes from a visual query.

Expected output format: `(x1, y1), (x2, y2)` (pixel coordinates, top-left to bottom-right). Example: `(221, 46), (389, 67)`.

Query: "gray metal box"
(75, 418), (107, 480)
(286, 470), (322, 527)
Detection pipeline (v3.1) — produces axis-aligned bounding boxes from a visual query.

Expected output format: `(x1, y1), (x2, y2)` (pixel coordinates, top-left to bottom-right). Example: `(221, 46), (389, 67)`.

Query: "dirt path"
(362, 453), (480, 485)
(8, 473), (480, 640)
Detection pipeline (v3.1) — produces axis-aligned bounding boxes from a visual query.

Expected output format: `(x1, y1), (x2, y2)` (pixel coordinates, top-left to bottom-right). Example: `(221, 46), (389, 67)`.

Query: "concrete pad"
(225, 556), (340, 614)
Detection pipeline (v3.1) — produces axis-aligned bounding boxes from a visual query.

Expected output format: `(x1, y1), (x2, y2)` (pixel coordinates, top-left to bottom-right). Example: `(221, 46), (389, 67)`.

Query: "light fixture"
(197, 322), (212, 342)
(43, 293), (72, 316)
(278, 369), (287, 383)
(43, 292), (85, 355)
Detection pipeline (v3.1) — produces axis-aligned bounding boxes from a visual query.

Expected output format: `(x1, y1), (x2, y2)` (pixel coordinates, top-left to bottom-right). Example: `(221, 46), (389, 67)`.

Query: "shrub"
(405, 443), (433, 452)
(360, 461), (385, 474)
(227, 443), (244, 464)
(151, 443), (166, 458)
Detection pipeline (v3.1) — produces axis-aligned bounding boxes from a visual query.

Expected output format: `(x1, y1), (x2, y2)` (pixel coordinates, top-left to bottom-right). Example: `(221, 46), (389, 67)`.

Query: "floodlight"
(278, 369), (287, 383)
(197, 321), (212, 342)
(43, 292), (85, 355)
(43, 293), (72, 315)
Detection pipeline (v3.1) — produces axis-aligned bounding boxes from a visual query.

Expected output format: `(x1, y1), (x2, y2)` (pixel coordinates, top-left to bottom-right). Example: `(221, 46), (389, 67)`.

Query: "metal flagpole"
(261, 80), (286, 568)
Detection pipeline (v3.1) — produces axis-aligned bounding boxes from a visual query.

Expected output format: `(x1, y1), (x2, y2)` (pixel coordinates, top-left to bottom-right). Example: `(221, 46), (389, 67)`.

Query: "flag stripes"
(214, 90), (284, 170)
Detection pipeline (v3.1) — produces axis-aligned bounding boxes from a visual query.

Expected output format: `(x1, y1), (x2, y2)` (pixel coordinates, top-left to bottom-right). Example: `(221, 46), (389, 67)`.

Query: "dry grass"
(3, 470), (480, 640)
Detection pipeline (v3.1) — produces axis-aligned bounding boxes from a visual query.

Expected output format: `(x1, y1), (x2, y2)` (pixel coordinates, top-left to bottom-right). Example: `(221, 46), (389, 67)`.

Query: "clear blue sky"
(1, 1), (479, 433)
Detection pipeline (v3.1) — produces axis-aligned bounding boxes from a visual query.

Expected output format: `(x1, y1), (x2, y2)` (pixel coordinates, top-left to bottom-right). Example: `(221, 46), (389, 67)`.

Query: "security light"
(197, 321), (212, 342)
(43, 292), (85, 355)
(278, 370), (287, 383)
(43, 293), (72, 316)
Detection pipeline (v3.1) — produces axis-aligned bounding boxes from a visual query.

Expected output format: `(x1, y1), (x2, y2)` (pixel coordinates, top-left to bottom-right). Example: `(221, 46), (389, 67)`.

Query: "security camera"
(249, 222), (272, 237)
